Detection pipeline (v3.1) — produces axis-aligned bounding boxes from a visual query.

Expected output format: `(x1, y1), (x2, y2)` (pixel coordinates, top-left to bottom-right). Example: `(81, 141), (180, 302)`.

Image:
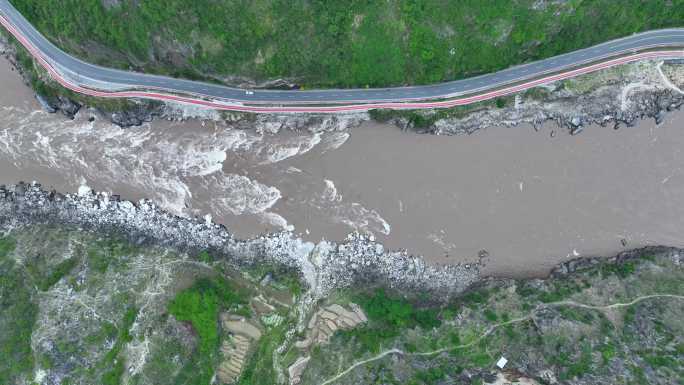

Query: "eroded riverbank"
(2, 54), (684, 277)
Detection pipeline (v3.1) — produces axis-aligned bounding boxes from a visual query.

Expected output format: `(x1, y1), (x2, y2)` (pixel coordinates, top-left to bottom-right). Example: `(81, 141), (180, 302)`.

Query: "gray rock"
(56, 97), (81, 119)
(0, 183), (481, 301)
(35, 95), (81, 118)
(109, 104), (161, 127)
(35, 94), (57, 113)
(570, 125), (583, 135)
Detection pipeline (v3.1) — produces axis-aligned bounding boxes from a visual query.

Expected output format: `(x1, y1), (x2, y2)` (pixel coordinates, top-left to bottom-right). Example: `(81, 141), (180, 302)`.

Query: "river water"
(2, 56), (684, 277)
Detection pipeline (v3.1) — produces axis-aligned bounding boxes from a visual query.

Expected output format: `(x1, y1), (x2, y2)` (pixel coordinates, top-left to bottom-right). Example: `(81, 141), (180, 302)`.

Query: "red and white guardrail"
(2, 13), (684, 114)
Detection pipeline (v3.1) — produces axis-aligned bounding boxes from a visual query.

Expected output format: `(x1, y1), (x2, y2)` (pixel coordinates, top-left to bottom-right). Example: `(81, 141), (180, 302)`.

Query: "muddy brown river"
(2, 55), (684, 277)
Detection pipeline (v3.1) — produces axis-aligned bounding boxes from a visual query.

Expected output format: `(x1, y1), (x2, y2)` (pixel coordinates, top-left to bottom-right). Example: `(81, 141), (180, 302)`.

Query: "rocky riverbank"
(378, 59), (684, 135)
(549, 245), (683, 278)
(0, 182), (480, 299)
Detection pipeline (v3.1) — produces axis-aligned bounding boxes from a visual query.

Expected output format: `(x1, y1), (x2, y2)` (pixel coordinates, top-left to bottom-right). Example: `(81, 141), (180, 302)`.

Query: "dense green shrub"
(344, 289), (442, 352)
(0, 236), (16, 258)
(360, 289), (442, 329)
(601, 261), (637, 278)
(87, 237), (137, 273)
(100, 306), (138, 385)
(39, 257), (78, 291)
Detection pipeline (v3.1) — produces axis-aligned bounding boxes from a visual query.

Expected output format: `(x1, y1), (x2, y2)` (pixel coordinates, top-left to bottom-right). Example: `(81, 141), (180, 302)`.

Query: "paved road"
(2, 0), (684, 109)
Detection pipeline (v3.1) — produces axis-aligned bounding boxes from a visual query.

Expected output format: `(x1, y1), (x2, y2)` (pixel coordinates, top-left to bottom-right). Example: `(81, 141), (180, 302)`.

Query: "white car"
(245, 90), (254, 95)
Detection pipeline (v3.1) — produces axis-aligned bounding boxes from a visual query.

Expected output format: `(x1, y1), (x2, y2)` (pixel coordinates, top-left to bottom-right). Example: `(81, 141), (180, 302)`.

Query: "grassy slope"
(1, 225), (683, 385)
(10, 0), (684, 88)
(0, 237), (37, 385)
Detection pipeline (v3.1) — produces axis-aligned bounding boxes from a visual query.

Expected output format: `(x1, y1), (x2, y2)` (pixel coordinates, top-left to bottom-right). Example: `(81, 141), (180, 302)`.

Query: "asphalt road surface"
(2, 0), (684, 107)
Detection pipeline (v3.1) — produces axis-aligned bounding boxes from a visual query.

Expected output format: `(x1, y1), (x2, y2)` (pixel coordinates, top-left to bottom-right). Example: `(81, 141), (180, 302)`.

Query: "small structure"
(496, 356), (508, 369)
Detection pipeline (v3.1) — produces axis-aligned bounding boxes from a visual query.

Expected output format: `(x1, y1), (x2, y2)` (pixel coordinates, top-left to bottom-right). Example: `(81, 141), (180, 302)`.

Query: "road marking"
(2, 5), (684, 113)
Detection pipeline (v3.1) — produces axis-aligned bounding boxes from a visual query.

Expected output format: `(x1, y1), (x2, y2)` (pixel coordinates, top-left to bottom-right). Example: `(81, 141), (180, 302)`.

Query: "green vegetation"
(85, 321), (118, 346)
(303, 252), (684, 385)
(457, 286), (494, 307)
(87, 236), (137, 273)
(340, 289), (441, 353)
(39, 257), (78, 291)
(601, 260), (637, 278)
(1, 30), (150, 115)
(368, 93), (513, 130)
(0, 235), (16, 258)
(100, 306), (138, 385)
(599, 342), (616, 364)
(0, 227), (302, 385)
(2, 227), (684, 385)
(0, 236), (38, 384)
(196, 250), (215, 264)
(245, 263), (304, 297)
(561, 343), (593, 380)
(11, 0), (684, 88)
(238, 324), (288, 385)
(483, 308), (498, 322)
(360, 289), (441, 330)
(168, 276), (247, 385)
(516, 277), (586, 303)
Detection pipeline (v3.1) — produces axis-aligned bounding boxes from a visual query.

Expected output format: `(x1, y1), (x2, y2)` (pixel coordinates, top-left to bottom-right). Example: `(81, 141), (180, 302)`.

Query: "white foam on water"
(260, 211), (295, 232)
(322, 179), (342, 202)
(337, 203), (392, 236)
(178, 147), (227, 177)
(320, 132), (350, 153)
(203, 173), (282, 216)
(77, 183), (92, 197)
(0, 102), (386, 243)
(260, 144), (300, 165)
(427, 230), (458, 254)
(216, 128), (263, 153)
(310, 179), (391, 236)
(257, 132), (322, 164)
(0, 108), (281, 219)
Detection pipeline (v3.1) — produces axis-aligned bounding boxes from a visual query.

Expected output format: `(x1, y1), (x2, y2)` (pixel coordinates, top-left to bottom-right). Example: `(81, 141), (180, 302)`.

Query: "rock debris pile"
(0, 182), (480, 299)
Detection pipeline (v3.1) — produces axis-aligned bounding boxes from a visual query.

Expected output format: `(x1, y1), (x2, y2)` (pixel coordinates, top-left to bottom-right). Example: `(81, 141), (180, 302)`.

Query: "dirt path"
(319, 293), (684, 385)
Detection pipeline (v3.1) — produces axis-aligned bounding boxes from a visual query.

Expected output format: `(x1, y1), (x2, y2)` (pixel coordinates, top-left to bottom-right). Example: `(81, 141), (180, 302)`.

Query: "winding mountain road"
(2, 0), (684, 113)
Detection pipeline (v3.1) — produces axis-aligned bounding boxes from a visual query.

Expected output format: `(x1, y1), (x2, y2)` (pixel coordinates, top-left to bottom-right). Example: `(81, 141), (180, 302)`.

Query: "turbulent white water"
(0, 93), (389, 240)
(0, 106), (272, 217)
